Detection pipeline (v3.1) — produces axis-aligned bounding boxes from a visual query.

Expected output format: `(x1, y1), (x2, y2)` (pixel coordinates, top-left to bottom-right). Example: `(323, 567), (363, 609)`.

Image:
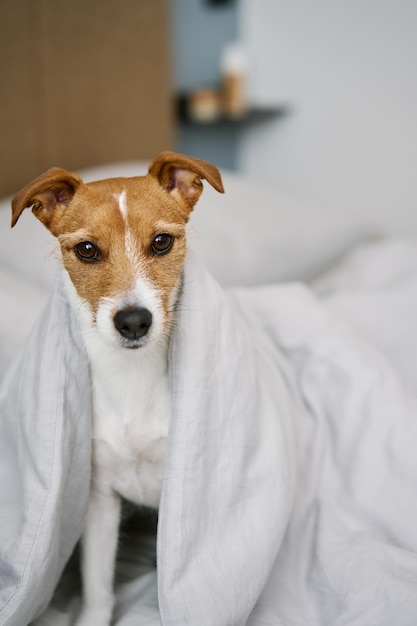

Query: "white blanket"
(1, 240), (417, 625)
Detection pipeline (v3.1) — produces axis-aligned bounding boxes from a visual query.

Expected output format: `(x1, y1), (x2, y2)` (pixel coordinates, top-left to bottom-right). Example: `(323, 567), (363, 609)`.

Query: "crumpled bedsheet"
(1, 239), (417, 625)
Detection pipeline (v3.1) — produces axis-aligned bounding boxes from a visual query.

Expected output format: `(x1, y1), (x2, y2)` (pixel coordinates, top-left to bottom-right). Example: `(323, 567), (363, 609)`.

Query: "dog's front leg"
(76, 483), (121, 626)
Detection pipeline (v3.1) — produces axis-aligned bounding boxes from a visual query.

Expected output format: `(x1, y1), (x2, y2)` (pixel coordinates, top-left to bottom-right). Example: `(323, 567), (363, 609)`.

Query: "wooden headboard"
(0, 0), (173, 196)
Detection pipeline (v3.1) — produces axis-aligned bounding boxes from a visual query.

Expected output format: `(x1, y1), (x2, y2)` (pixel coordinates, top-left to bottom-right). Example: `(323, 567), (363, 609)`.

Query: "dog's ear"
(148, 151), (224, 216)
(11, 167), (82, 233)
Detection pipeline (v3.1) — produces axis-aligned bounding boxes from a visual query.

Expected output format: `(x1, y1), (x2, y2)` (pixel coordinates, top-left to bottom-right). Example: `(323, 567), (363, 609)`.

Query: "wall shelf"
(175, 93), (290, 171)
(177, 94), (289, 127)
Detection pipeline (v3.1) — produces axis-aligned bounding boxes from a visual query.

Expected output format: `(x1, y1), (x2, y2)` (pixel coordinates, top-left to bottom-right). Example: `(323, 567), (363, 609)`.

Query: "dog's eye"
(75, 241), (100, 263)
(151, 234), (173, 255)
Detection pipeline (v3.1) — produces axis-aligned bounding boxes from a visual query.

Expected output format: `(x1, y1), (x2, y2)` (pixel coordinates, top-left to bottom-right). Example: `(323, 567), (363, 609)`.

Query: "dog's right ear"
(11, 167), (82, 233)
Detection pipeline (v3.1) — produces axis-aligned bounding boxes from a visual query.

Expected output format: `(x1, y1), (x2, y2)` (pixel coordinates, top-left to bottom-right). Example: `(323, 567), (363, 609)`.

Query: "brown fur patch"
(57, 176), (188, 322)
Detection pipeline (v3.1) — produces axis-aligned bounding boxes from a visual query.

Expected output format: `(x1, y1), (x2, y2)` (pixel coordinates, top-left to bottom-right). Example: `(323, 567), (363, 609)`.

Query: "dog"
(11, 151), (224, 625)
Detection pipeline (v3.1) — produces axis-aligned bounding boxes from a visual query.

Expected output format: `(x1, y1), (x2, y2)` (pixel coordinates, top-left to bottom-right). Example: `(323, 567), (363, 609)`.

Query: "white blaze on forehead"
(116, 189), (128, 219)
(114, 189), (141, 267)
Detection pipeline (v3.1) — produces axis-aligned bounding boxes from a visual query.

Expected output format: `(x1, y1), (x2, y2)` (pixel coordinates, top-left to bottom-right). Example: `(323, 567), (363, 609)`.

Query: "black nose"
(113, 307), (153, 340)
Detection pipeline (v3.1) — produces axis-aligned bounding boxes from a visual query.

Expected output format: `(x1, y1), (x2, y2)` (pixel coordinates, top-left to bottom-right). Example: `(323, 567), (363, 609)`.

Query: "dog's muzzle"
(113, 307), (153, 343)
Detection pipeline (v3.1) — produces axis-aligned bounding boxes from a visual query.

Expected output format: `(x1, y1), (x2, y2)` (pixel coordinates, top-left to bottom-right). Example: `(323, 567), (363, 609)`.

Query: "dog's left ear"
(148, 151), (224, 216)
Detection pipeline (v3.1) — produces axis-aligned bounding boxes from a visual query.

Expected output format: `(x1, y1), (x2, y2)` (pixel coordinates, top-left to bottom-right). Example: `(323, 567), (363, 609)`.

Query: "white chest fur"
(87, 342), (170, 509)
(63, 271), (171, 509)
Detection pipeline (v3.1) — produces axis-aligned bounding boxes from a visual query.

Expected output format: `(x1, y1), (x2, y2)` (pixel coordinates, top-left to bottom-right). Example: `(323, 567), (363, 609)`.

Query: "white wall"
(239, 0), (417, 234)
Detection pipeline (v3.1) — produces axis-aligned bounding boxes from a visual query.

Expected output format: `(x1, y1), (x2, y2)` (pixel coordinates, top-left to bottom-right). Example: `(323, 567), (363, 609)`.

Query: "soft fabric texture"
(0, 277), (91, 624)
(0, 251), (296, 626)
(1, 240), (417, 625)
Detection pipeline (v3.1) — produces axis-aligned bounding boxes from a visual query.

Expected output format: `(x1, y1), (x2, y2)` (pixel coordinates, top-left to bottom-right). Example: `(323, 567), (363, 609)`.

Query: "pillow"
(191, 172), (375, 286)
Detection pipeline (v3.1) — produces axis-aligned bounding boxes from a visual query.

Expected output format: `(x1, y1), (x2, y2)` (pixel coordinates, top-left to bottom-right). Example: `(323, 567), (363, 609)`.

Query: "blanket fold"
(0, 277), (91, 625)
(158, 254), (296, 625)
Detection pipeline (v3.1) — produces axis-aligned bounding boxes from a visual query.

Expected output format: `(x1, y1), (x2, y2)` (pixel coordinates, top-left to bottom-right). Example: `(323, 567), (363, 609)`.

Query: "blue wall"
(170, 0), (238, 92)
(170, 0), (240, 169)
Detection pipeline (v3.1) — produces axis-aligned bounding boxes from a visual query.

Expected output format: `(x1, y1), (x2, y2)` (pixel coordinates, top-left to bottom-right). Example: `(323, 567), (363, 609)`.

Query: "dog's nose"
(113, 307), (153, 340)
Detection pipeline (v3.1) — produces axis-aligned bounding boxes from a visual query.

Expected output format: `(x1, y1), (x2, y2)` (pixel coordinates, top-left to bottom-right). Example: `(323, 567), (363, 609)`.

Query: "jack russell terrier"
(11, 151), (224, 626)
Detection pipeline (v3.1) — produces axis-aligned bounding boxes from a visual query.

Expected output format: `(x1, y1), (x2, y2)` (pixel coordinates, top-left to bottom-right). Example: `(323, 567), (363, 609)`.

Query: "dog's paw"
(75, 606), (113, 626)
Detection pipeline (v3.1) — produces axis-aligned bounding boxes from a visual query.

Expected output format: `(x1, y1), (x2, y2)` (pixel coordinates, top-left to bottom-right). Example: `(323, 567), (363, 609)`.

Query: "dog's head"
(11, 151), (224, 350)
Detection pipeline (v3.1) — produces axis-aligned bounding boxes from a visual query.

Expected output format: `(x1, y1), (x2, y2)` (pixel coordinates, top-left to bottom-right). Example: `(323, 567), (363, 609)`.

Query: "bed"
(1, 161), (417, 625)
